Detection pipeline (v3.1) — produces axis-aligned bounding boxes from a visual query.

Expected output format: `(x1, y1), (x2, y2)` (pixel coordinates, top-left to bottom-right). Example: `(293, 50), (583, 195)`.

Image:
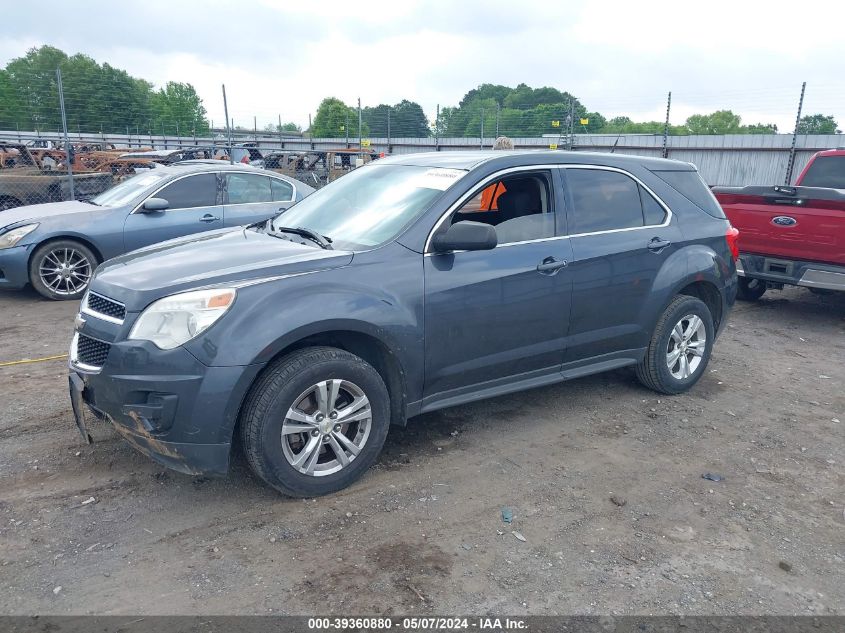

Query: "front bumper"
(0, 245), (32, 289)
(737, 254), (845, 292)
(68, 334), (263, 476)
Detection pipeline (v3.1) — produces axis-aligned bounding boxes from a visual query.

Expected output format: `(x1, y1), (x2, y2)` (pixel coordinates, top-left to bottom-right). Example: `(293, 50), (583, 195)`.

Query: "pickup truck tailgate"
(713, 186), (845, 266)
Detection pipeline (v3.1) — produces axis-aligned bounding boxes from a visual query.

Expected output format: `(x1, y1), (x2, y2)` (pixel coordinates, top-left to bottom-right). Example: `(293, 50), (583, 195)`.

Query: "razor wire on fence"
(1, 61), (844, 210)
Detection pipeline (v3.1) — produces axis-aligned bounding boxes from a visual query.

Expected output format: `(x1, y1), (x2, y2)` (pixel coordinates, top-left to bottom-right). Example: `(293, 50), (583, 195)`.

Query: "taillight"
(725, 225), (740, 261)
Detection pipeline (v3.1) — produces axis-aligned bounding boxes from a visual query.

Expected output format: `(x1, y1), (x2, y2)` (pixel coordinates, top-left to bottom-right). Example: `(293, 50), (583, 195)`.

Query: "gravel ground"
(0, 285), (842, 616)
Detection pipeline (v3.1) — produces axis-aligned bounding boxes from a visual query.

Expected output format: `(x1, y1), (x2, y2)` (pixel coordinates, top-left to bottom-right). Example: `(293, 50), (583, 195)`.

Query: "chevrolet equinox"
(69, 151), (738, 497)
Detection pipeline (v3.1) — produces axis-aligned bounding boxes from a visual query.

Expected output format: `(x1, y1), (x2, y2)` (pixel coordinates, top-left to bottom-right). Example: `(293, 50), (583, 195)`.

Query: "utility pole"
(358, 97), (362, 148)
(55, 68), (74, 200)
(785, 82), (807, 185)
(222, 84), (234, 164)
(495, 102), (500, 138)
(568, 98), (575, 150)
(480, 108), (484, 149)
(278, 114), (284, 149)
(345, 109), (349, 148)
(662, 91), (672, 159)
(387, 106), (391, 153)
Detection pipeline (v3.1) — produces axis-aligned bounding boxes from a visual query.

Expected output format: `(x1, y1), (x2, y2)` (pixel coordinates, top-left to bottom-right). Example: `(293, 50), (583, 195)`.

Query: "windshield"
(91, 171), (169, 207)
(272, 164), (465, 250)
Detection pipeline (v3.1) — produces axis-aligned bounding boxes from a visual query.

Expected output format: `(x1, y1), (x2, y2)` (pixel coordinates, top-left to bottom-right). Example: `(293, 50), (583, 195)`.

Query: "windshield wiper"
(270, 223), (333, 250)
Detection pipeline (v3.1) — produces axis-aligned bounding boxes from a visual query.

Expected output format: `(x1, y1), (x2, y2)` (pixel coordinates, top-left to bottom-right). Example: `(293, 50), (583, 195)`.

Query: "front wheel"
(636, 295), (715, 395)
(28, 240), (98, 300)
(240, 347), (390, 497)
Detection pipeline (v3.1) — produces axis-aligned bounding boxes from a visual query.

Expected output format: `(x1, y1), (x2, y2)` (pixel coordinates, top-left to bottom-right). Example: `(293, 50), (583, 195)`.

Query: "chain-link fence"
(1, 60), (844, 208)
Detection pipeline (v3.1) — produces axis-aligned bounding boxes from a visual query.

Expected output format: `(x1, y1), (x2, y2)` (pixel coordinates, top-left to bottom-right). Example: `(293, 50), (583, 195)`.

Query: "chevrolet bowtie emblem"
(74, 313), (86, 331)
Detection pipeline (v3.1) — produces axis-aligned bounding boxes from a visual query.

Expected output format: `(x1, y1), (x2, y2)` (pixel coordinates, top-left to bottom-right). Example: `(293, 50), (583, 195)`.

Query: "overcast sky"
(3, 0), (844, 133)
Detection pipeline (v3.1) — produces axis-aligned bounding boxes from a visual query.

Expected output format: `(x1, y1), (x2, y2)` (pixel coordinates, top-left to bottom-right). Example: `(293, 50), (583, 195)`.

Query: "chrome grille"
(86, 292), (126, 322)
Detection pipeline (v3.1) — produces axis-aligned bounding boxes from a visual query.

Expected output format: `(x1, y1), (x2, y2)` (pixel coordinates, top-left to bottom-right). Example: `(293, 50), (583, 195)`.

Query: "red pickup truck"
(713, 149), (845, 300)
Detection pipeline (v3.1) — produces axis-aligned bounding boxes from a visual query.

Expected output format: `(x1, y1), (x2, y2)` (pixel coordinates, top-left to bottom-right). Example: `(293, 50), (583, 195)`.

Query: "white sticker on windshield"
(413, 168), (465, 191)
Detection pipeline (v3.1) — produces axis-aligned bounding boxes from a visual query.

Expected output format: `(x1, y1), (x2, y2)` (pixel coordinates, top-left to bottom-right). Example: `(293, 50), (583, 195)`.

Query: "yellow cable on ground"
(0, 353), (69, 368)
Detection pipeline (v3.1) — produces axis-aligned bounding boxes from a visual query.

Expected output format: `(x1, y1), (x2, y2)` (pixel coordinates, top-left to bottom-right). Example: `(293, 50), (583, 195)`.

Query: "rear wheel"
(29, 240), (97, 301)
(636, 295), (715, 395)
(240, 347), (390, 497)
(737, 277), (767, 301)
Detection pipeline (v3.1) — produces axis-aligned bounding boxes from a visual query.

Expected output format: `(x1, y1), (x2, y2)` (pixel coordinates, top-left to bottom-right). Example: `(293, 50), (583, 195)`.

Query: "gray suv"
(68, 151), (738, 497)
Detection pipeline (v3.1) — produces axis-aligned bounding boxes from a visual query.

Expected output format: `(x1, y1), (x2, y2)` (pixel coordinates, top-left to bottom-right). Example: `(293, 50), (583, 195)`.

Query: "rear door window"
(566, 169), (644, 234)
(226, 173), (272, 204)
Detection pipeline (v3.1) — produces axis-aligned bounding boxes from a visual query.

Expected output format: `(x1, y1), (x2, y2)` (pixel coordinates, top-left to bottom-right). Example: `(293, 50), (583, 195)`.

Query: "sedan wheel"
(39, 247), (92, 296)
(29, 240), (99, 301)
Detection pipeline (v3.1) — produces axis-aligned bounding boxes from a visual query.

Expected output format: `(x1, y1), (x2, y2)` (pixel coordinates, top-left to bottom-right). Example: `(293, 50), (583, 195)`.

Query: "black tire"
(240, 346), (390, 497)
(737, 277), (767, 301)
(28, 239), (98, 301)
(636, 295), (715, 395)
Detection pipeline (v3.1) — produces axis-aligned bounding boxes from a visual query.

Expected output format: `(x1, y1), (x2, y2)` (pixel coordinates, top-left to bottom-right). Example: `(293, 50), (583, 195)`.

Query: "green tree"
(264, 121), (301, 133)
(685, 110), (743, 134)
(796, 114), (840, 134)
(150, 82), (209, 136)
(744, 122), (778, 134)
(310, 97), (367, 138)
(0, 69), (25, 129)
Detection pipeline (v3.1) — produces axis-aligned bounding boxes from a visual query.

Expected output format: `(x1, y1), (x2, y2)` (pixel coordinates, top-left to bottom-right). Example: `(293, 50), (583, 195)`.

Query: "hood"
(90, 227), (353, 310)
(0, 200), (99, 230)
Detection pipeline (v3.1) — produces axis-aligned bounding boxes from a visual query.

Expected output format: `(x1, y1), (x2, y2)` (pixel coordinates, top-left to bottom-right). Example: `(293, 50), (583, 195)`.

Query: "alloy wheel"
(38, 247), (92, 296)
(666, 314), (707, 379)
(281, 379), (372, 477)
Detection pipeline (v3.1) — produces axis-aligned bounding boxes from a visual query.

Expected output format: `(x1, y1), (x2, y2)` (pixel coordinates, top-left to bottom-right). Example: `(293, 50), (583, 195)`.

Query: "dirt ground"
(0, 285), (842, 616)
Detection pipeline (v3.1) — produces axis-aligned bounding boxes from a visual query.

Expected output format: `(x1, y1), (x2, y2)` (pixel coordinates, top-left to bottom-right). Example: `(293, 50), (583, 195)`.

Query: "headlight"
(0, 224), (39, 249)
(128, 288), (236, 350)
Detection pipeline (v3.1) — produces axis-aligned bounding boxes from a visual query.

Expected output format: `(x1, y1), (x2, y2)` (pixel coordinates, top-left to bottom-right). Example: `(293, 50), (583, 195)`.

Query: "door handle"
(647, 237), (671, 252)
(199, 214), (220, 223)
(536, 256), (568, 274)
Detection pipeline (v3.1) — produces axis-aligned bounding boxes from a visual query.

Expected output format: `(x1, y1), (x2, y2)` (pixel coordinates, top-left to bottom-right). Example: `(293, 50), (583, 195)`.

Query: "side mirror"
(141, 197), (169, 212)
(431, 221), (498, 253)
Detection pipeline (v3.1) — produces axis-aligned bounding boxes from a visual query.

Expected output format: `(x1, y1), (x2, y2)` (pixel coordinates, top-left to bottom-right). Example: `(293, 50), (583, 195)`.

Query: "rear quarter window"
(651, 169), (725, 219)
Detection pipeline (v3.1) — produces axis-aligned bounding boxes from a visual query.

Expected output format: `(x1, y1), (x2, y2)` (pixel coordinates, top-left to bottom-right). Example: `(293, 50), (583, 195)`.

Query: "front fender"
(183, 243), (425, 399)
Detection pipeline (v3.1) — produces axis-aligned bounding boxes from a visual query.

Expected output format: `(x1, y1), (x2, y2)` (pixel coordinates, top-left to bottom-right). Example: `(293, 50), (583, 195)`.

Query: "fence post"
(222, 84), (234, 165)
(387, 106), (391, 154)
(435, 104), (440, 151)
(55, 68), (75, 201)
(567, 98), (575, 150)
(345, 109), (349, 148)
(480, 108), (484, 149)
(785, 82), (806, 185)
(495, 103), (500, 138)
(662, 91), (672, 159)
